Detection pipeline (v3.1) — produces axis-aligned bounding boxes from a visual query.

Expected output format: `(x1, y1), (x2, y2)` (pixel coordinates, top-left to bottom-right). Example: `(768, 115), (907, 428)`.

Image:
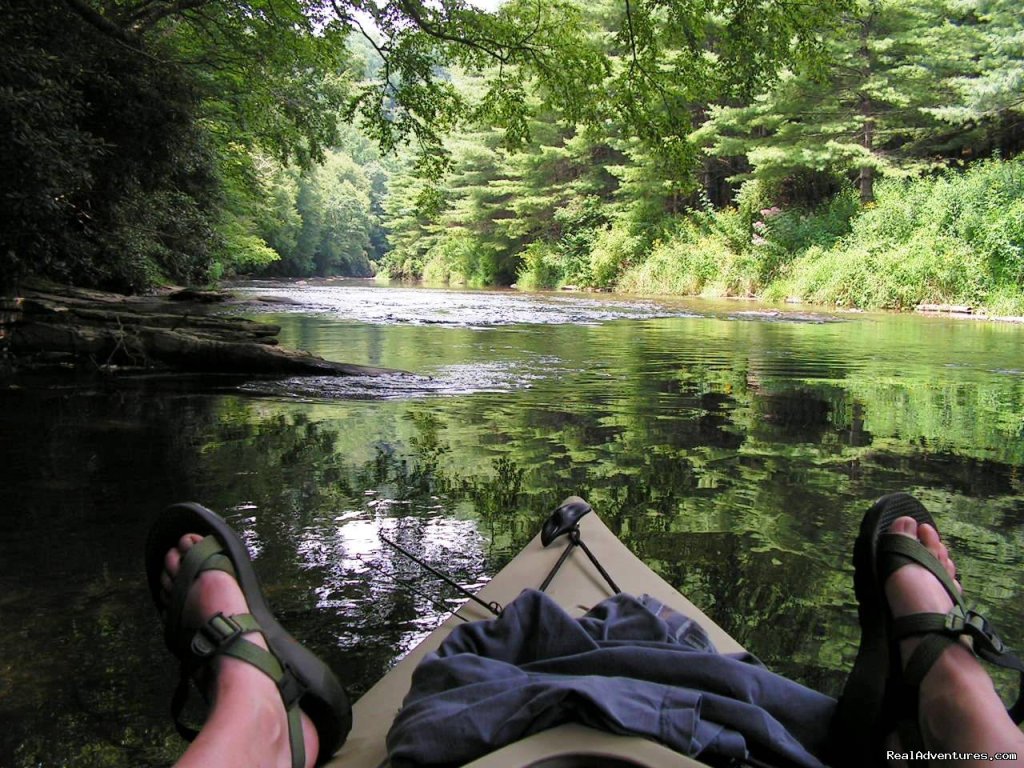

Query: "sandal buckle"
(191, 613), (244, 657)
(944, 607), (1006, 655)
(963, 609), (1005, 654)
(944, 605), (968, 634)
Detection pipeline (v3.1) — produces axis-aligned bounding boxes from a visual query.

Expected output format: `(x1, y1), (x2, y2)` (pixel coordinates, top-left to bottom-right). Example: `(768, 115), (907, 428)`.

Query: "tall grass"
(776, 158), (1024, 311)
(613, 157), (1024, 314)
(616, 188), (857, 298)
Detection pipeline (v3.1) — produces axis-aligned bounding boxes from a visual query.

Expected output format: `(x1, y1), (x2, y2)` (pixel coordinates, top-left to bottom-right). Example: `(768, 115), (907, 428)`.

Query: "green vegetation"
(2, 0), (847, 292)
(3, 0), (1023, 312)
(616, 158), (1024, 313)
(372, 0), (1024, 314)
(1, 0), (351, 291)
(770, 159), (1024, 312)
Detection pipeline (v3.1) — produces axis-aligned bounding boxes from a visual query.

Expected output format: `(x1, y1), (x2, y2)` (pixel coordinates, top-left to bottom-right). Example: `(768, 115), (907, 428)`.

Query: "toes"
(164, 544), (183, 578)
(917, 523), (941, 552)
(918, 523), (958, 577)
(164, 534), (204, 573)
(889, 516), (919, 538)
(891, 519), (962, 591)
(161, 533), (205, 598)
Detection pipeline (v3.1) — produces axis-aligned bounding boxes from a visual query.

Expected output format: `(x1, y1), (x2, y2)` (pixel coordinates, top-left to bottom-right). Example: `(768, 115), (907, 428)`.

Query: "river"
(1, 280), (1022, 766)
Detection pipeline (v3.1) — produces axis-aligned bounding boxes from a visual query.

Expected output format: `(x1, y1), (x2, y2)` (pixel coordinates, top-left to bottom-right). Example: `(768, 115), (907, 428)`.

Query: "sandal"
(830, 493), (1024, 767)
(145, 502), (352, 767)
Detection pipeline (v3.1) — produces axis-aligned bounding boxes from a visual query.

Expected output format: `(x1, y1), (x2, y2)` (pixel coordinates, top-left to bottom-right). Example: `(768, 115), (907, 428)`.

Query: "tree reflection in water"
(2, 299), (1023, 767)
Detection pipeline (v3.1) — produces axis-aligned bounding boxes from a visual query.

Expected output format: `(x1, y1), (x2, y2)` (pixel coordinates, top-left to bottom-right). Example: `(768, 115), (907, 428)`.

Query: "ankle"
(201, 667), (293, 765)
(917, 643), (1001, 747)
(212, 656), (319, 768)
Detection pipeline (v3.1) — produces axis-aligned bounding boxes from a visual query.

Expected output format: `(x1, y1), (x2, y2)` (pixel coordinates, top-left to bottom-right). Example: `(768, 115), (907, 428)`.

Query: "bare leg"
(885, 517), (1024, 767)
(159, 534), (319, 768)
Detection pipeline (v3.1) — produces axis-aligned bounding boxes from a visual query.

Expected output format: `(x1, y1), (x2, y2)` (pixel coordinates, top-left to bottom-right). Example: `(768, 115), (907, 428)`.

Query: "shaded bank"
(0, 283), (408, 377)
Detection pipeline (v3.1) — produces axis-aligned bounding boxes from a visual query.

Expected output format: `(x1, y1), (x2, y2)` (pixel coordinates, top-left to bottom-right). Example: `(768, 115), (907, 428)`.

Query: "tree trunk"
(858, 5), (877, 205)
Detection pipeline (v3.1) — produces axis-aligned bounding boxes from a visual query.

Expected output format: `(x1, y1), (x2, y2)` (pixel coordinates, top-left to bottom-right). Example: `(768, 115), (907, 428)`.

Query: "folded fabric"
(387, 589), (835, 767)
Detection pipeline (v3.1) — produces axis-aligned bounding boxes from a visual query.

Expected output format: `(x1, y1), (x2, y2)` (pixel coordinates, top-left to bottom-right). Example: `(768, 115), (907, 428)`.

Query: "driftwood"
(915, 303), (974, 315)
(0, 285), (403, 377)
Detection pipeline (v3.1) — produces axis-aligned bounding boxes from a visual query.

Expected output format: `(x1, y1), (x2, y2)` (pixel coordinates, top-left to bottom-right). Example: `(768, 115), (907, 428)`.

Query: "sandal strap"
(164, 536), (309, 768)
(893, 606), (1024, 725)
(167, 536), (237, 650)
(216, 625), (307, 768)
(879, 533), (1024, 724)
(172, 611), (309, 768)
(877, 533), (964, 610)
(903, 633), (957, 688)
(895, 604), (1012, 656)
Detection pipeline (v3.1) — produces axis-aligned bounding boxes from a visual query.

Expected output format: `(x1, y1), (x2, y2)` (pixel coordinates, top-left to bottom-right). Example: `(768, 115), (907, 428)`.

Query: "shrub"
(589, 226), (642, 288)
(775, 157), (1024, 310)
(783, 232), (989, 309)
(763, 189), (859, 253)
(617, 222), (737, 296)
(422, 232), (500, 286)
(516, 241), (562, 289)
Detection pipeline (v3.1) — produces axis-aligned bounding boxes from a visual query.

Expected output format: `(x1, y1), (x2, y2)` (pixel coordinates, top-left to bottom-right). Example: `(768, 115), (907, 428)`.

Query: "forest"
(2, 0), (1023, 312)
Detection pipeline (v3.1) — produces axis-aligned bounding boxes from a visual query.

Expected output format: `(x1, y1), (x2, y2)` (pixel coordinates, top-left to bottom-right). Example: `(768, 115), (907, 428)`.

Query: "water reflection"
(1, 283), (1023, 767)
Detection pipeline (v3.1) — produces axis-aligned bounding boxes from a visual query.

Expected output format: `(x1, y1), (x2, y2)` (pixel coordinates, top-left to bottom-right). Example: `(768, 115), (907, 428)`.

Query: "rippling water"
(1, 280), (1022, 766)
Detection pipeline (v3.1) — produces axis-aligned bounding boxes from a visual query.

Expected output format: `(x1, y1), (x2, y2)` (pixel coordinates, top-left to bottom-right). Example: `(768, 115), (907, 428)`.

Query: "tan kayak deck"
(326, 512), (742, 768)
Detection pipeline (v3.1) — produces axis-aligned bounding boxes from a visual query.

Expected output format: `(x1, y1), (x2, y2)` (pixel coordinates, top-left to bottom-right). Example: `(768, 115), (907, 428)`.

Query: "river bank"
(397, 159), (1024, 320)
(0, 281), (406, 377)
(395, 275), (1024, 325)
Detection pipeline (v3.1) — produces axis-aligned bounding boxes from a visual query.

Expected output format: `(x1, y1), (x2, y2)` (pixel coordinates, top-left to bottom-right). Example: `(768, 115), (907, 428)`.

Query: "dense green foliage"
(374, 0), (1024, 313)
(771, 158), (1024, 312)
(3, 0), (850, 292)
(613, 158), (1024, 313)
(3, 0), (1023, 309)
(244, 131), (388, 279)
(1, 0), (219, 290)
(1, 0), (350, 291)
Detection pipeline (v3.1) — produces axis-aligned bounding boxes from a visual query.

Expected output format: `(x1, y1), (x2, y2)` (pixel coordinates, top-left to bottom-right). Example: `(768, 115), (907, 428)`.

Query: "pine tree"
(695, 0), (969, 204)
(932, 0), (1024, 157)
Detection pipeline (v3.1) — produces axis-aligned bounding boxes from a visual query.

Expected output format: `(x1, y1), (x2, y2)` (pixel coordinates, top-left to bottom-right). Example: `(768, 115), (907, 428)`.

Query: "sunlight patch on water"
(301, 499), (491, 656)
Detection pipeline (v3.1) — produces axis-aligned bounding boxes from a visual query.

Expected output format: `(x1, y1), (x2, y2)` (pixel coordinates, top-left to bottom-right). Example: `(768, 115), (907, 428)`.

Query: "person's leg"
(885, 517), (1024, 767)
(159, 534), (319, 768)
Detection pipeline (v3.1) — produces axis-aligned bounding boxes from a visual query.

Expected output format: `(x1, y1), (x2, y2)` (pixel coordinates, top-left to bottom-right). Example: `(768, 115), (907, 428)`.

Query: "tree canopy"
(4, 0), (1022, 307)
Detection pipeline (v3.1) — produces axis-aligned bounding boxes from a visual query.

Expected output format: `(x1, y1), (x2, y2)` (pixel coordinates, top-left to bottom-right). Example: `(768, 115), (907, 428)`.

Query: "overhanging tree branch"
(129, 0), (216, 34)
(61, 0), (138, 43)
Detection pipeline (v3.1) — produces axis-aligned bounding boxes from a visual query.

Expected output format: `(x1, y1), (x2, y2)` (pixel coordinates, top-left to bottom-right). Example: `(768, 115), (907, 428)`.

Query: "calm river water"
(1, 280), (1023, 766)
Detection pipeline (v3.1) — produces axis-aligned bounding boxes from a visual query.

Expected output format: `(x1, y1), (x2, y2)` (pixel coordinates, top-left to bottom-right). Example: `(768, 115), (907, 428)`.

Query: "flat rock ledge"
(0, 284), (403, 377)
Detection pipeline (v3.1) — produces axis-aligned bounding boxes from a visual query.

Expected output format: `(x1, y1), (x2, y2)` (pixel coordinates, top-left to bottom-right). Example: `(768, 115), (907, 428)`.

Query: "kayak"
(325, 497), (746, 768)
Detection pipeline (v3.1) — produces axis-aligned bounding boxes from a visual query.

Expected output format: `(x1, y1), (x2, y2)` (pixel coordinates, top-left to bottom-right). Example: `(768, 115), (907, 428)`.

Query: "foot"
(882, 517), (1024, 765)
(883, 515), (960, 666)
(160, 534), (319, 768)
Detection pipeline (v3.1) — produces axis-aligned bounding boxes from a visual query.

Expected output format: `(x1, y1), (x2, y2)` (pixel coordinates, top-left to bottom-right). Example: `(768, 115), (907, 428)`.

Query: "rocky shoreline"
(0, 283), (404, 377)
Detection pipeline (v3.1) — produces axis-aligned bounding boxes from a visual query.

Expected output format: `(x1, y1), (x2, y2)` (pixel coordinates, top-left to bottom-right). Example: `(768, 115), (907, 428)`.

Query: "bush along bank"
(607, 158), (1024, 317)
